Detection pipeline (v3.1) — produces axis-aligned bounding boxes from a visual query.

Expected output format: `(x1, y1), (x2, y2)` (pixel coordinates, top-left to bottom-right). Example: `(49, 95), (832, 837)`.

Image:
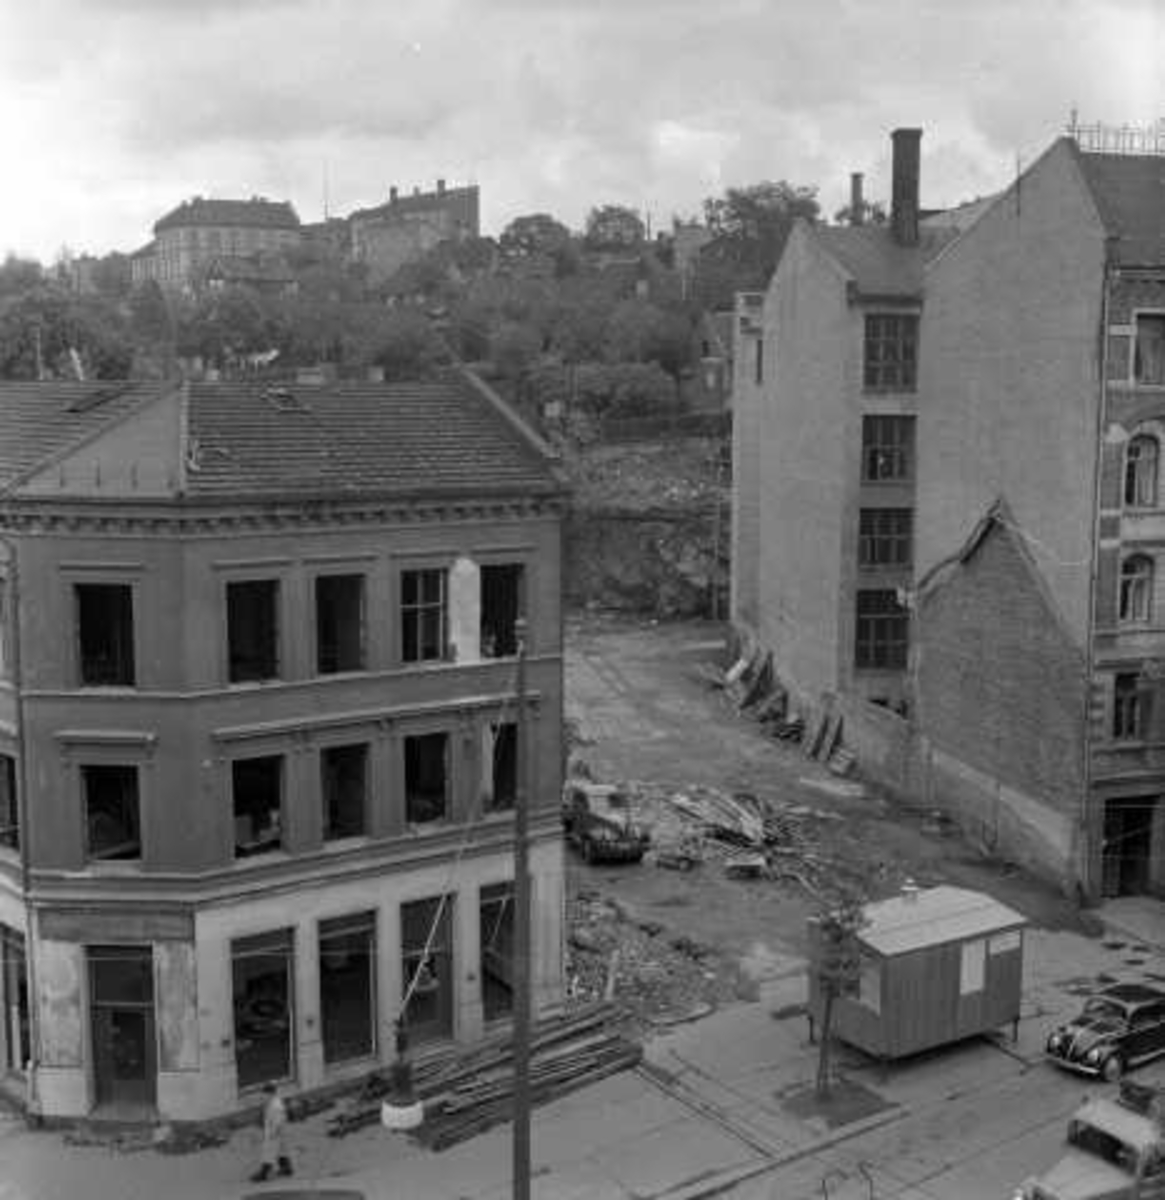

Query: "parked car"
(561, 781), (651, 864)
(1045, 982), (1165, 1081)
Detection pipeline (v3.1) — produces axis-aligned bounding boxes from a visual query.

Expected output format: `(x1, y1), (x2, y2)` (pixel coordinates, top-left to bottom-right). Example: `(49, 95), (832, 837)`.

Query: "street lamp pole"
(512, 616), (531, 1200)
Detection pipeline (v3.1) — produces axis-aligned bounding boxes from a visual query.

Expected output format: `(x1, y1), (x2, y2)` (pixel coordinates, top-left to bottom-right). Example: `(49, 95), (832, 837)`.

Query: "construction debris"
(327, 1004), (642, 1151)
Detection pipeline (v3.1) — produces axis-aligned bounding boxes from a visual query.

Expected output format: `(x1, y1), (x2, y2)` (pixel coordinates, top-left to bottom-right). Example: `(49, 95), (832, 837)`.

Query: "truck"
(1013, 1081), (1165, 1199)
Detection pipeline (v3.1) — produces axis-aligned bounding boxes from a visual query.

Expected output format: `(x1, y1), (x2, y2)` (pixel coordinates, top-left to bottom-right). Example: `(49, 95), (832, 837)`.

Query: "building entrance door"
(1101, 798), (1156, 897)
(89, 946), (156, 1112)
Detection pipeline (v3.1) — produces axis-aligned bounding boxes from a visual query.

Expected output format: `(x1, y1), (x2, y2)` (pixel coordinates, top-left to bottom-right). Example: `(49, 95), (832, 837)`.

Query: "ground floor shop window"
(89, 945), (155, 1109)
(401, 896), (453, 1044)
(232, 928), (294, 1090)
(1, 926), (29, 1074)
(319, 912), (376, 1065)
(480, 883), (514, 1021)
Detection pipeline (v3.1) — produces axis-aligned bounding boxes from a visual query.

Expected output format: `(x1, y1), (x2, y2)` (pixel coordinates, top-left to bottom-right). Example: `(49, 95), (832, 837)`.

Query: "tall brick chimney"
(389, 185), (398, 203)
(850, 173), (865, 226)
(437, 178), (446, 195)
(890, 128), (922, 247)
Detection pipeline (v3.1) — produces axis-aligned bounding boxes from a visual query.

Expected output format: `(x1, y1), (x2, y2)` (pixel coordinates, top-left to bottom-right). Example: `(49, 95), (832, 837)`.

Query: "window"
(227, 580), (280, 682)
(1113, 673), (1151, 740)
(405, 733), (448, 824)
(480, 565), (524, 658)
(484, 722), (517, 812)
(316, 575), (365, 674)
(233, 755), (283, 857)
(1119, 555), (1154, 623)
(0, 755), (17, 851)
(864, 313), (918, 391)
(1125, 435), (1160, 507)
(321, 743), (367, 840)
(861, 415), (915, 482)
(401, 569), (447, 663)
(401, 897), (453, 1043)
(76, 584), (135, 686)
(858, 509), (913, 569)
(1134, 314), (1165, 385)
(0, 576), (9, 680)
(232, 929), (294, 1089)
(755, 338), (763, 385)
(855, 589), (908, 670)
(83, 764), (141, 861)
(319, 912), (376, 1064)
(1, 925), (30, 1074)
(480, 883), (514, 1021)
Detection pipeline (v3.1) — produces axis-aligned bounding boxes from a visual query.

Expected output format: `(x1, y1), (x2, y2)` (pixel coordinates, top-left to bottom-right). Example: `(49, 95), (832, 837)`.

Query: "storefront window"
(401, 897), (453, 1044)
(479, 883), (514, 1021)
(232, 928), (294, 1090)
(1, 926), (29, 1074)
(319, 912), (376, 1065)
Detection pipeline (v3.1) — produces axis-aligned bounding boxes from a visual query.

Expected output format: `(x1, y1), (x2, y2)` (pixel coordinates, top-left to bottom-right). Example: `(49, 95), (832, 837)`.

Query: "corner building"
(0, 374), (568, 1120)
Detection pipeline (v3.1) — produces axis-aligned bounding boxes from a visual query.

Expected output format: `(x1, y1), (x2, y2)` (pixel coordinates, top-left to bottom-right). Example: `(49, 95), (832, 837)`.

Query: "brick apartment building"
(0, 373), (567, 1120)
(131, 197), (302, 292)
(732, 125), (1165, 900)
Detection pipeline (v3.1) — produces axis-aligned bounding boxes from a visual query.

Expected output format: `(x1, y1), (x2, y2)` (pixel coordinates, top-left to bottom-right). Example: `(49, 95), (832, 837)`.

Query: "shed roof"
(859, 886), (1026, 957)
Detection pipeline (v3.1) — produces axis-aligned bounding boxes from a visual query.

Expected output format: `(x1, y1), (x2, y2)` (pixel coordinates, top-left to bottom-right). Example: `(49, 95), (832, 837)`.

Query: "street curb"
(646, 1100), (910, 1200)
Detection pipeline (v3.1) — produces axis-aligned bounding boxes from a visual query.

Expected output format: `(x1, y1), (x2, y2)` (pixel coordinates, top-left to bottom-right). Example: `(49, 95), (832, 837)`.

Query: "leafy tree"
(833, 200), (888, 226)
(371, 308), (445, 380)
(499, 214), (579, 277)
(0, 253), (43, 298)
(0, 288), (133, 380)
(489, 320), (541, 382)
(176, 286), (283, 369)
(603, 298), (693, 378)
(584, 205), (646, 250)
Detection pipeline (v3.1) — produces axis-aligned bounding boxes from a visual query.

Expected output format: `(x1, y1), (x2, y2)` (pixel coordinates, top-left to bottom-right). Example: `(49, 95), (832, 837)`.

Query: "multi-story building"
(0, 373), (567, 1120)
(131, 197), (302, 291)
(734, 124), (1165, 900)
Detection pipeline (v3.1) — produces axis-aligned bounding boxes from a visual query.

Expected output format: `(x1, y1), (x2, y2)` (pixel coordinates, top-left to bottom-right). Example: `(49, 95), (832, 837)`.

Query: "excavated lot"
(563, 610), (1092, 1033)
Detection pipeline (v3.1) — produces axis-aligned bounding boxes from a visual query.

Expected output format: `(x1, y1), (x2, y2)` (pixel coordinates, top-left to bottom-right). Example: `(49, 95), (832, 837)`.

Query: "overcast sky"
(1, 0), (1161, 263)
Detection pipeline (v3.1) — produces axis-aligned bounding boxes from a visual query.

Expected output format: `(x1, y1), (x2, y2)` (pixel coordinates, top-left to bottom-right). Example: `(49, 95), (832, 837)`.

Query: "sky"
(0, 0), (1162, 264)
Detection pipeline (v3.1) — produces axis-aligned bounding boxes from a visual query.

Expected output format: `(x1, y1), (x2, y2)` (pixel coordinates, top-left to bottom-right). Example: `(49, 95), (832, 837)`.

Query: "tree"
(0, 253), (43, 298)
(811, 886), (868, 1098)
(603, 298), (693, 379)
(833, 199), (888, 227)
(584, 205), (646, 251)
(499, 214), (579, 277)
(371, 308), (445, 380)
(0, 288), (134, 380)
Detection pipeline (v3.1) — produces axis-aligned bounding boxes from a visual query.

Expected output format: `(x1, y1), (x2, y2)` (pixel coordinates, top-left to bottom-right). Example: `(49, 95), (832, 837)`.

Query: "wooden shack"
(807, 885), (1027, 1061)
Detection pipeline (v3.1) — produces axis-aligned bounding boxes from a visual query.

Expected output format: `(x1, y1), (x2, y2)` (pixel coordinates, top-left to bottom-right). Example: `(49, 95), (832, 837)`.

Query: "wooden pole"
(512, 617), (531, 1200)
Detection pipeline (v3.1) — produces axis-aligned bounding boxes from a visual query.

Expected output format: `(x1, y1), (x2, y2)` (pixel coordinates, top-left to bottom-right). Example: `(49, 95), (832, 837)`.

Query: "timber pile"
(326, 1003), (641, 1151)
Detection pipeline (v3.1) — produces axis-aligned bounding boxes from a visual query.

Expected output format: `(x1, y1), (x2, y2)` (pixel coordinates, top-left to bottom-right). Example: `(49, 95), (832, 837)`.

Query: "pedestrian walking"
(250, 1083), (293, 1182)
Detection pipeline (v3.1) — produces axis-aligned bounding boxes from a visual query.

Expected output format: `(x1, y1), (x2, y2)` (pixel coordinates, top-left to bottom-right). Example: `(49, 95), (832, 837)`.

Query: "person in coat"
(251, 1083), (293, 1181)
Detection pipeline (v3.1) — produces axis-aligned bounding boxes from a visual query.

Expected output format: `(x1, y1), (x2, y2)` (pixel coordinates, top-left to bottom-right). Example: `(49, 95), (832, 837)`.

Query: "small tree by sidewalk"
(811, 884), (868, 1098)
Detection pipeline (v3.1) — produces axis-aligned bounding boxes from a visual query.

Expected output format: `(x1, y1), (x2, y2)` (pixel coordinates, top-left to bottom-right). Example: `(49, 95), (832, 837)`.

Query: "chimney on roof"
(413, 186), (420, 196)
(890, 128), (922, 247)
(390, 186), (398, 202)
(437, 178), (446, 195)
(850, 173), (865, 226)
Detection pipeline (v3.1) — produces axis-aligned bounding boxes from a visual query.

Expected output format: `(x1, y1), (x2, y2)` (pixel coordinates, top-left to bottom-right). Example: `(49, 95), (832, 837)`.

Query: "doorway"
(89, 945), (156, 1113)
(1102, 797), (1157, 896)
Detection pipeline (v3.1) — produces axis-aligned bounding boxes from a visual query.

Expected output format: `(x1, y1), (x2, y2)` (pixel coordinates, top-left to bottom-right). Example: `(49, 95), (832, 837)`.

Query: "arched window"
(1125, 435), (1159, 507)
(1120, 555), (1155, 623)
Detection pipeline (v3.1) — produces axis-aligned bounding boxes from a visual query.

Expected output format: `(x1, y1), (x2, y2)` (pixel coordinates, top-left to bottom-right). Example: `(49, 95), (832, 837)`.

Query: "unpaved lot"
(563, 611), (1091, 1023)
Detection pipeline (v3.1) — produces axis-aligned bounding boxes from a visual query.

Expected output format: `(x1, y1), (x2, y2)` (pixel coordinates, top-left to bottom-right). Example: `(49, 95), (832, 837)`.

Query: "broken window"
(1, 925), (30, 1074)
(232, 928), (294, 1089)
(861, 415), (915, 482)
(316, 574), (365, 674)
(0, 754), (17, 851)
(863, 313), (918, 391)
(405, 732), (448, 825)
(1113, 673), (1151, 740)
(1119, 555), (1154, 623)
(83, 764), (141, 861)
(1125, 435), (1160, 507)
(227, 580), (280, 682)
(401, 569), (447, 663)
(1134, 314), (1165, 385)
(858, 508), (913, 569)
(480, 565), (524, 658)
(484, 722), (517, 812)
(233, 755), (283, 857)
(76, 583), (135, 686)
(480, 883), (514, 1021)
(0, 576), (9, 680)
(401, 896), (453, 1044)
(321, 743), (367, 840)
(319, 911), (376, 1065)
(854, 589), (908, 670)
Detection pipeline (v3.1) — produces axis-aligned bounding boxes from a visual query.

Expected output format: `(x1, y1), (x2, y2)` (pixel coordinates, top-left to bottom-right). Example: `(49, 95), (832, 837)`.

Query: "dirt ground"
(562, 610), (1093, 1030)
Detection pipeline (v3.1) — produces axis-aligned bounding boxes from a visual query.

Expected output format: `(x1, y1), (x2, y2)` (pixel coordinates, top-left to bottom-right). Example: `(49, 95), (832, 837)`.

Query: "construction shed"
(808, 885), (1027, 1061)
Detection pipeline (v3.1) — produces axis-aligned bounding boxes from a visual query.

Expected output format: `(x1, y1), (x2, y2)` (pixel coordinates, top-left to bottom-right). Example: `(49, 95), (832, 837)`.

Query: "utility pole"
(512, 616), (531, 1200)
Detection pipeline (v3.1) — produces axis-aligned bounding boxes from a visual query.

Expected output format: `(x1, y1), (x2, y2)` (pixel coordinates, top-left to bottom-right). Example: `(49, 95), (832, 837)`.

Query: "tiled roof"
(1073, 144), (1165, 265)
(0, 382), (170, 491)
(183, 376), (564, 499)
(814, 225), (956, 298)
(154, 197), (300, 233)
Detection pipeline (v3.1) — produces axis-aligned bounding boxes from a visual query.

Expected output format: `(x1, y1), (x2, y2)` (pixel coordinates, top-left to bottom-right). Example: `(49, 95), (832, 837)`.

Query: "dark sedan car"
(1045, 982), (1165, 1081)
(561, 781), (651, 864)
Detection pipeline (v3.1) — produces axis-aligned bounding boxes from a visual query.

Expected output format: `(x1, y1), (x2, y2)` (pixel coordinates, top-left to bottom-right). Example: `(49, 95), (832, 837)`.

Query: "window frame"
(75, 581), (137, 688)
(1125, 434), (1160, 508)
(861, 415), (915, 483)
(0, 753), (17, 852)
(82, 762), (142, 862)
(225, 577), (282, 684)
(314, 572), (367, 675)
(858, 508), (913, 570)
(320, 741), (369, 842)
(1119, 554), (1155, 625)
(863, 312), (919, 393)
(480, 562), (527, 659)
(318, 911), (377, 1066)
(400, 566), (449, 665)
(1113, 672), (1152, 741)
(231, 753), (285, 859)
(404, 729), (450, 826)
(854, 588), (909, 671)
(1133, 311), (1165, 387)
